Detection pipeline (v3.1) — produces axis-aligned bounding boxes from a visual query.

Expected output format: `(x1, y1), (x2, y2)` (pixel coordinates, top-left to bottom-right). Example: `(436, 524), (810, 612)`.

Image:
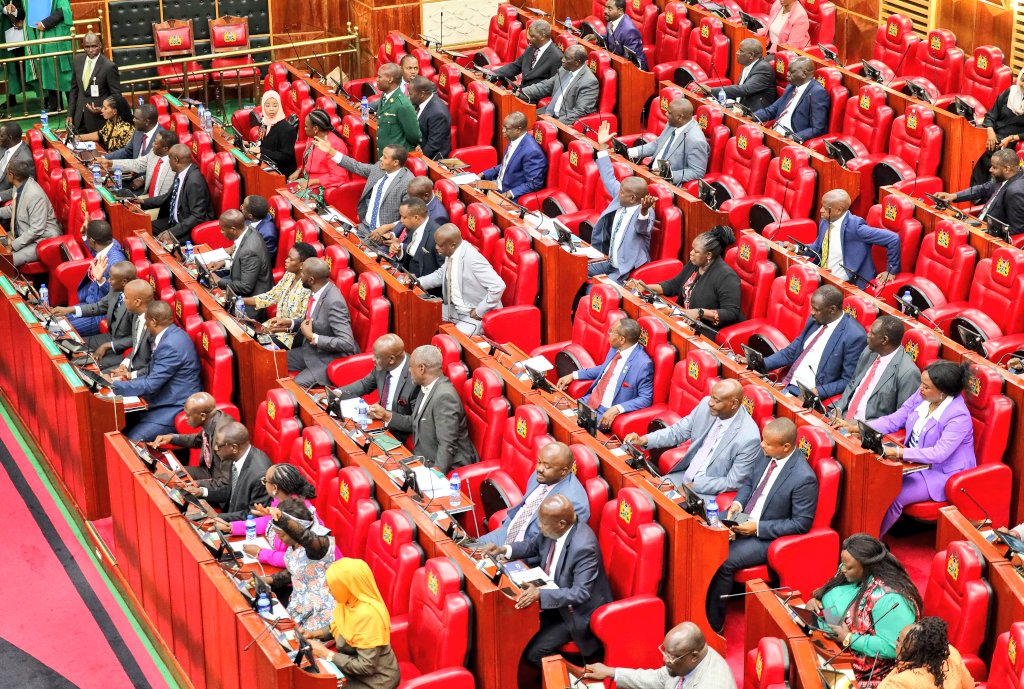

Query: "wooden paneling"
(554, 0), (596, 21)
(836, 10), (881, 64)
(937, 0), (1014, 58)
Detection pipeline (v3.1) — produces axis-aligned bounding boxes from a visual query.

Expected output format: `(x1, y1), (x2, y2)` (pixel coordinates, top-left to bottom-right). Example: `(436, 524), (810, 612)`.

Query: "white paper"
(411, 465), (451, 498)
(231, 536), (272, 564)
(508, 567), (558, 589)
(196, 247), (230, 264)
(71, 141), (97, 151)
(574, 245), (607, 260)
(101, 393), (141, 403)
(450, 173), (480, 185)
(332, 397), (364, 419)
(5, 27), (23, 47)
(518, 355), (553, 372)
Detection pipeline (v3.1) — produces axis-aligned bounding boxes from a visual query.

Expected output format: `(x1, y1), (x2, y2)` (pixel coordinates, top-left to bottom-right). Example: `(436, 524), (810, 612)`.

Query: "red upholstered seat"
(625, 0), (659, 66)
(650, 4), (693, 84)
(582, 50), (619, 132)
(771, 52), (798, 97)
(803, 0), (835, 45)
(263, 62), (290, 96)
(152, 19), (205, 89)
(688, 125), (772, 207)
(859, 194), (923, 287)
(934, 45), (1012, 121)
(377, 31), (408, 68)
(923, 541), (992, 679)
(123, 235), (149, 271)
(849, 14), (920, 81)
(986, 623), (1024, 689)
(744, 638), (791, 689)
(433, 179), (466, 229)
(348, 272), (389, 353)
(451, 82), (498, 173)
(431, 333), (468, 389)
(459, 367), (510, 463)
(194, 321), (234, 406)
(718, 262), (820, 354)
(900, 327), (941, 371)
(340, 115), (373, 164)
(878, 217), (975, 311)
(741, 383), (777, 430)
(435, 64), (466, 139)
(476, 4), (523, 66)
(172, 403), (239, 466)
(53, 169), (81, 231)
(482, 226), (542, 352)
(813, 68), (851, 134)
(366, 510), (424, 622)
(610, 316), (678, 437)
(590, 488), (666, 669)
(391, 558), (475, 689)
(460, 203), (498, 262)
(519, 140), (600, 217)
(618, 86), (685, 148)
(531, 285), (626, 376)
(208, 16), (258, 83)
(806, 83), (894, 159)
(146, 263), (175, 302)
(724, 233), (777, 320)
(725, 146), (818, 236)
(532, 121), (565, 187)
(191, 153), (241, 241)
(170, 289), (203, 341)
(253, 388), (303, 464)
(669, 17), (731, 89)
(170, 112), (193, 149)
(888, 29), (964, 102)
(842, 294), (878, 330)
(694, 104), (731, 174)
(648, 182), (685, 262)
(41, 237), (88, 306)
(324, 466), (380, 560)
(288, 426), (337, 490)
(568, 444), (611, 533)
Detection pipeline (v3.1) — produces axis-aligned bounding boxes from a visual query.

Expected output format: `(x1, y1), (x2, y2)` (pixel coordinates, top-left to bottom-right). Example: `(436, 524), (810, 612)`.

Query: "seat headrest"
(567, 140), (594, 172)
(884, 14), (914, 43)
(337, 465), (374, 505)
(814, 67), (843, 89)
(585, 284), (622, 323)
(533, 120), (559, 144)
(610, 487), (655, 537)
(663, 2), (687, 28)
(570, 444), (599, 481)
(783, 262), (819, 301)
(301, 426), (335, 462)
(754, 638), (790, 685)
(197, 320), (227, 353)
(173, 290), (200, 318)
(734, 233), (769, 272)
(324, 244), (350, 274)
(735, 125), (765, 159)
(587, 50), (612, 73)
(263, 387), (299, 429)
(511, 404), (551, 445)
(637, 315), (670, 351)
(972, 46), (1004, 77)
(927, 29), (956, 58)
(436, 63), (461, 88)
(466, 80), (489, 107)
(856, 84), (886, 114)
(502, 226), (532, 260)
(697, 16), (723, 39)
(989, 247), (1024, 288)
(465, 202), (494, 235)
(423, 557), (464, 602)
(741, 384), (776, 419)
(696, 104), (725, 131)
(795, 425), (834, 467)
(468, 367), (505, 406)
(931, 220), (969, 258)
(682, 349), (720, 388)
(777, 146), (810, 181)
(356, 271), (385, 303)
(902, 104), (934, 136)
(901, 327), (939, 368)
(941, 541), (985, 593)
(376, 509), (417, 555)
(430, 333), (462, 369)
(964, 364), (1004, 409)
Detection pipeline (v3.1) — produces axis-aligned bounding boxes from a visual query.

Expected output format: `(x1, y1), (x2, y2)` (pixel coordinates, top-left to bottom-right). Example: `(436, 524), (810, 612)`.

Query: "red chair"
(742, 383), (777, 430)
(146, 263), (175, 302)
(923, 247), (1024, 342)
(923, 541), (993, 679)
(376, 31), (408, 70)
(609, 316), (678, 437)
(590, 488), (666, 670)
(207, 15), (259, 100)
(985, 623), (1024, 689)
(802, 0), (835, 46)
(435, 65), (466, 139)
(771, 52), (798, 97)
(38, 237), (88, 305)
(667, 17), (731, 89)
(391, 558), (475, 689)
(459, 367), (511, 463)
(432, 333), (468, 391)
(460, 204), (499, 261)
(151, 19), (205, 93)
(842, 294), (878, 330)
(347, 271), (390, 353)
(901, 327), (941, 372)
(724, 232), (778, 320)
(171, 403), (240, 466)
(649, 3), (693, 84)
(718, 262), (820, 353)
(519, 140), (601, 217)
(432, 179), (466, 229)
(724, 147), (818, 236)
(288, 426), (336, 487)
(849, 14), (920, 82)
(365, 509), (424, 622)
(934, 46), (1012, 121)
(687, 125), (772, 207)
(647, 183), (685, 261)
(263, 62), (291, 96)
(693, 104), (731, 175)
(451, 82), (498, 173)
(847, 105), (944, 214)
(877, 218), (975, 311)
(744, 638), (791, 689)
(190, 153), (241, 241)
(323, 466), (380, 559)
(568, 444), (612, 533)
(531, 121), (565, 188)
(170, 289), (203, 341)
(813, 68), (851, 135)
(482, 226), (542, 353)
(194, 321), (234, 406)
(579, 50), (619, 133)
(888, 29), (964, 102)
(340, 114), (373, 164)
(476, 4), (523, 66)
(531, 285), (627, 376)
(805, 83), (894, 158)
(253, 388), (303, 464)
(618, 85), (686, 148)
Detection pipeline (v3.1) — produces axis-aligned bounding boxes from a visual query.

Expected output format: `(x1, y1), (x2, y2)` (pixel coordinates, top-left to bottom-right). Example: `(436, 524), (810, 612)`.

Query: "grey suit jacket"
(334, 154), (413, 230)
(629, 119), (710, 185)
(419, 242), (505, 316)
(524, 66), (600, 124)
(834, 347), (921, 421)
(0, 143), (34, 203)
(112, 151), (174, 198)
(219, 227), (274, 300)
(388, 377), (479, 473)
(614, 646), (736, 689)
(1, 178), (61, 262)
(648, 403), (762, 496)
(290, 281), (358, 357)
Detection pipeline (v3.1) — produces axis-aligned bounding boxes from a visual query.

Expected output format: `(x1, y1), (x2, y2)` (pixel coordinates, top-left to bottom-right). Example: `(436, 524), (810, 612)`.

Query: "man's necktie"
(10, 188), (18, 236)
(305, 294), (315, 319)
(607, 209), (628, 268)
(380, 371), (392, 410)
(845, 356), (883, 421)
(653, 128), (679, 164)
(745, 459), (779, 513)
(543, 541), (557, 574)
(775, 91), (798, 129)
(149, 158), (163, 196)
(230, 461), (241, 492)
(444, 259), (453, 305)
(587, 351), (622, 408)
(780, 325), (827, 386)
(201, 432), (212, 469)
(368, 176), (386, 228)
(979, 181), (1007, 221)
(141, 132), (151, 155)
(682, 421), (724, 484)
(530, 47), (542, 70)
(497, 143), (514, 189)
(504, 484), (552, 544)
(820, 223), (832, 266)
(167, 175), (181, 223)
(117, 292), (125, 307)
(82, 58), (94, 89)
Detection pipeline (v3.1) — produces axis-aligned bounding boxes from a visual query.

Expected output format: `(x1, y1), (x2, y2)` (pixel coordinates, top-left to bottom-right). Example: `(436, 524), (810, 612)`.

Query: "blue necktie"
(368, 176), (386, 228)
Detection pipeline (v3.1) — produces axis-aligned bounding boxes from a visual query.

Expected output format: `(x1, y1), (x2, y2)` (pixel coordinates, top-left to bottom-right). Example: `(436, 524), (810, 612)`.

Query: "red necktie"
(587, 351), (622, 409)
(780, 325), (827, 386)
(845, 356), (883, 420)
(149, 158), (163, 196)
(201, 432), (212, 469)
(544, 541), (557, 574)
(305, 295), (315, 319)
(380, 371), (392, 409)
(746, 459), (779, 513)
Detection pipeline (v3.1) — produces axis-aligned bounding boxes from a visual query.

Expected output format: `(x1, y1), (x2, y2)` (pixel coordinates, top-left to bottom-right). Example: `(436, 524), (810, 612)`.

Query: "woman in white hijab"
(247, 89), (298, 176)
(972, 70), (1024, 184)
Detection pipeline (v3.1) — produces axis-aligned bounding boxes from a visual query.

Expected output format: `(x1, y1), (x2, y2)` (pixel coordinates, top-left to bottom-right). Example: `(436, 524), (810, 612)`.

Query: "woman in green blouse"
(806, 533), (921, 681)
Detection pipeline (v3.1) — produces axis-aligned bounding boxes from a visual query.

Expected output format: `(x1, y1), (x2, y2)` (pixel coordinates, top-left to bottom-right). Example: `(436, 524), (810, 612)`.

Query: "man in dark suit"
(708, 418), (818, 632)
(370, 177), (449, 246)
(315, 138), (413, 233)
(0, 122), (33, 203)
(720, 39), (777, 113)
(103, 278), (155, 375)
(64, 220), (127, 336)
(935, 148), (1024, 235)
(747, 285), (866, 400)
(268, 258), (357, 387)
(242, 195), (277, 262)
(387, 198), (442, 278)
(482, 495), (613, 684)
(53, 260), (136, 361)
(408, 76), (451, 160)
(834, 316), (920, 423)
(586, 0), (648, 70)
(785, 189), (901, 289)
(334, 334), (418, 439)
(370, 344), (478, 473)
(557, 318), (654, 429)
(151, 392), (234, 482)
(494, 19), (563, 88)
(66, 32), (121, 134)
(753, 56), (830, 142)
(192, 422), (272, 523)
(209, 209), (274, 314)
(102, 103), (162, 161)
(143, 144), (214, 243)
(111, 300), (202, 441)
(480, 112), (548, 200)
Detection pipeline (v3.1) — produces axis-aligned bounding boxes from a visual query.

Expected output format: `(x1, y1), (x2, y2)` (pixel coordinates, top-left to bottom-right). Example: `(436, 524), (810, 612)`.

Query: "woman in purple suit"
(866, 361), (976, 534)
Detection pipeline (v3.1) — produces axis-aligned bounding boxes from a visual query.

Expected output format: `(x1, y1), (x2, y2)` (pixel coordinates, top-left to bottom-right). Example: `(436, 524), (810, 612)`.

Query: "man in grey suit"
(314, 138), (413, 233)
(581, 622), (736, 689)
(834, 315), (920, 423)
(369, 344), (478, 473)
(719, 39), (777, 113)
(104, 128), (176, 198)
(0, 122), (33, 204)
(1, 160), (61, 266)
(209, 209), (274, 315)
(625, 379), (761, 499)
(333, 334), (419, 440)
(520, 45), (599, 124)
(419, 224), (505, 336)
(588, 122), (656, 283)
(627, 98), (709, 185)
(268, 258), (358, 387)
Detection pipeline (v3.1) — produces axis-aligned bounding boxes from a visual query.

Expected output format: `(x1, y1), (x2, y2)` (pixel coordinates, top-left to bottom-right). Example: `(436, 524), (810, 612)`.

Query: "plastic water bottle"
(564, 16), (572, 30)
(40, 111), (49, 129)
(355, 398), (369, 430)
(449, 472), (461, 507)
(91, 161), (102, 186)
(39, 284), (49, 308)
(360, 97), (369, 123)
(234, 296), (246, 317)
(184, 241), (194, 264)
(705, 501), (719, 527)
(717, 89), (727, 106)
(245, 514), (257, 541)
(204, 110), (214, 134)
(113, 168), (123, 191)
(257, 592), (272, 616)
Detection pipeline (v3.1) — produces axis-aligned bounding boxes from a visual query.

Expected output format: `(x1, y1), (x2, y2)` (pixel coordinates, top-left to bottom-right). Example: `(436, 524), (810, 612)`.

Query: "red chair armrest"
(610, 405), (675, 439)
(390, 617), (410, 661)
(401, 667), (477, 689)
(948, 463), (1013, 528)
(762, 218), (817, 244)
(767, 527), (841, 599)
(450, 145), (499, 174)
(482, 306), (542, 354)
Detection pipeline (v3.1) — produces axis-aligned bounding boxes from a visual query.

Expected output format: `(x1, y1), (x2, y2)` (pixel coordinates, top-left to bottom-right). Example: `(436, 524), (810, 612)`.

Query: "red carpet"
(0, 407), (179, 689)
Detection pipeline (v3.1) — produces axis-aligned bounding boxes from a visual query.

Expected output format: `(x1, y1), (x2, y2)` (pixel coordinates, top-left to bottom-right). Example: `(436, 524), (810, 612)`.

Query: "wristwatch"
(697, 308), (705, 320)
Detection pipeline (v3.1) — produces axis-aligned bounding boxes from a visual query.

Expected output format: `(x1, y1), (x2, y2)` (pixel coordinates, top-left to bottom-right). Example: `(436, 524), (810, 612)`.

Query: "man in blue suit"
(65, 219), (127, 336)
(785, 189), (901, 289)
(557, 318), (654, 429)
(707, 418), (818, 632)
(480, 442), (590, 546)
(747, 284), (866, 400)
(242, 195), (277, 263)
(102, 104), (163, 161)
(753, 56), (830, 142)
(480, 112), (547, 200)
(586, 0), (648, 70)
(112, 300), (202, 441)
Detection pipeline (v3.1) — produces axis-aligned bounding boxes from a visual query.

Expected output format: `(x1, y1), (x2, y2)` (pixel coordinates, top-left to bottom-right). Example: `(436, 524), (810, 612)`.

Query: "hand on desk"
(204, 517), (231, 532)
(265, 317), (292, 333)
(243, 544), (264, 557)
(206, 260), (226, 272)
(881, 445), (901, 460)
(367, 403), (390, 423)
(151, 433), (175, 448)
(51, 305), (73, 317)
(368, 224), (396, 242)
(306, 638), (332, 660)
(555, 374), (574, 391)
(479, 543), (504, 558)
(515, 582), (541, 609)
(622, 432), (647, 447)
(388, 239), (402, 255)
(599, 406), (620, 428)
(804, 597), (823, 613)
(580, 663), (615, 681)
(131, 176), (144, 191)
(734, 355), (748, 366)
(96, 157), (112, 170)
(932, 192), (956, 203)
(835, 419), (859, 437)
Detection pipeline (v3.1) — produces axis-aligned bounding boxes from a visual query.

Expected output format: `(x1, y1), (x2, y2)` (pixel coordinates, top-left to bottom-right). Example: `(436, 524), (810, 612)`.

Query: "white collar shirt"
(792, 315), (844, 391)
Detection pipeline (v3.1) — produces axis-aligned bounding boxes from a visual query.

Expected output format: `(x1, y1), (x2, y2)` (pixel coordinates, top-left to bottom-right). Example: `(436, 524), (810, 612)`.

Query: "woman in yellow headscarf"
(305, 558), (400, 689)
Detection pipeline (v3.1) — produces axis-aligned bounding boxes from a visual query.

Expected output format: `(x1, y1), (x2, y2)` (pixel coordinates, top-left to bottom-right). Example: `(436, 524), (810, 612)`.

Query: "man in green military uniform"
(373, 62), (420, 157)
(24, 0), (72, 112)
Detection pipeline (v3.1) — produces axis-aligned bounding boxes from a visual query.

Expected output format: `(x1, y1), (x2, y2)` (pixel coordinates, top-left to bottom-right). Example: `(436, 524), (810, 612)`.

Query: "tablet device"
(858, 421), (884, 455)
(741, 344), (767, 374)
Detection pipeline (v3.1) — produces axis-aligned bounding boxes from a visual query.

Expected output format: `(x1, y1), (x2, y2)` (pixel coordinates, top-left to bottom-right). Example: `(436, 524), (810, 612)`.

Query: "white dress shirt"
(851, 348), (899, 422)
(532, 40), (552, 65)
(384, 356), (406, 410)
(497, 133), (526, 190)
(792, 315), (845, 390)
(402, 219), (429, 258)
(738, 59), (757, 85)
(775, 80), (811, 134)
(447, 241), (469, 311)
(502, 524), (573, 575)
(609, 205), (641, 267)
(747, 450), (796, 523)
(223, 228), (248, 269)
(821, 211), (848, 280)
(140, 124), (160, 156)
(574, 343), (637, 412)
(416, 94), (434, 120)
(549, 66), (583, 116)
(0, 141), (23, 175)
(908, 394), (954, 447)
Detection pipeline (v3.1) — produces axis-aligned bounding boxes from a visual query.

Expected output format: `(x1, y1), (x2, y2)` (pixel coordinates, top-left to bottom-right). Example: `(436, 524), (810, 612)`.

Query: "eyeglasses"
(658, 644), (682, 663)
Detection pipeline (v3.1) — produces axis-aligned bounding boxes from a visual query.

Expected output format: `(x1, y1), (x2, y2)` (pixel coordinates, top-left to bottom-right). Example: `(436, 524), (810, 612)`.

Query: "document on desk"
(518, 355), (553, 372)
(230, 537), (272, 563)
(196, 247), (231, 264)
(573, 245), (607, 260)
(451, 172), (480, 185)
(507, 566), (559, 589)
(412, 465), (451, 498)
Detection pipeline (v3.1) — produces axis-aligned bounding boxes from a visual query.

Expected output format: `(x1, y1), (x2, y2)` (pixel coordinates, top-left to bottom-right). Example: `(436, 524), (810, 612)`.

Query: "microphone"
(864, 652), (882, 683)
(720, 586), (793, 600)
(958, 486), (992, 527)
(819, 601), (901, 667)
(244, 616), (283, 651)
(884, 47), (914, 89)
(786, 235), (821, 262)
(840, 263), (879, 292)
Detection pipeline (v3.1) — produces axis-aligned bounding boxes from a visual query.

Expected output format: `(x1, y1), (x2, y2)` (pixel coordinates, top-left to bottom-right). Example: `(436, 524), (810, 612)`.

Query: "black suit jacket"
(336, 358), (419, 437)
(417, 96), (452, 160)
(508, 521), (614, 657)
(68, 54), (121, 133)
(219, 228), (274, 302)
(399, 218), (443, 278)
(955, 172), (1024, 235)
(495, 42), (564, 88)
(176, 409), (235, 483)
(721, 58), (777, 112)
(388, 377), (478, 473)
(209, 447), (273, 521)
(142, 165), (214, 242)
(105, 126), (166, 161)
(735, 452), (818, 541)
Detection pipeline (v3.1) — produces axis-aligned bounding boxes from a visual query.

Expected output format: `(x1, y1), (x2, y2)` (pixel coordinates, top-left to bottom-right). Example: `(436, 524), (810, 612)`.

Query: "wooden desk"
(541, 656), (574, 689)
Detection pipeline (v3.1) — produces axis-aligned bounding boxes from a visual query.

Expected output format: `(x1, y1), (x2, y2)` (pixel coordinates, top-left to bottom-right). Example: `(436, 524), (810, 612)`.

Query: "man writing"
(152, 392), (234, 483)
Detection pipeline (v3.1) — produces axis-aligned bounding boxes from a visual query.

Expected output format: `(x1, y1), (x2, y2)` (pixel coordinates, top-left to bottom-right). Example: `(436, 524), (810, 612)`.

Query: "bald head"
(144, 300), (174, 335)
(820, 189), (852, 222)
(564, 44), (588, 67)
(761, 417), (798, 458)
(407, 176), (435, 202)
(536, 442), (574, 485)
(108, 261), (137, 292)
(123, 279), (155, 314)
(378, 62), (403, 92)
(433, 223), (463, 258)
(219, 209), (246, 240)
(619, 175), (649, 208)
(372, 333), (407, 372)
(708, 379), (745, 419)
(300, 257), (331, 290)
(537, 494), (576, 539)
(787, 57), (815, 86)
(662, 622), (708, 677)
(666, 98), (694, 128)
(168, 144), (193, 172)
(182, 392), (217, 427)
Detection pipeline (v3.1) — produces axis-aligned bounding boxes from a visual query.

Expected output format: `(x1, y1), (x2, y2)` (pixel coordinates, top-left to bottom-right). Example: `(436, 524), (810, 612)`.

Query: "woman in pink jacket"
(759, 0), (811, 53)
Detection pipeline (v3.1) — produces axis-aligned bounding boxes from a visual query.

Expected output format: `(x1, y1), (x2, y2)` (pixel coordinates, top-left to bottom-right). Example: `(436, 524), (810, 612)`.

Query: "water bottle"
(564, 16), (572, 30)
(234, 296), (246, 317)
(204, 110), (214, 134)
(138, 96), (144, 106)
(360, 96), (369, 124)
(449, 471), (461, 507)
(39, 284), (49, 308)
(355, 398), (369, 430)
(40, 110), (49, 129)
(113, 168), (123, 191)
(705, 501), (719, 527)
(184, 241), (194, 265)
(717, 89), (727, 106)
(91, 161), (102, 186)
(257, 592), (272, 616)
(245, 514), (257, 541)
